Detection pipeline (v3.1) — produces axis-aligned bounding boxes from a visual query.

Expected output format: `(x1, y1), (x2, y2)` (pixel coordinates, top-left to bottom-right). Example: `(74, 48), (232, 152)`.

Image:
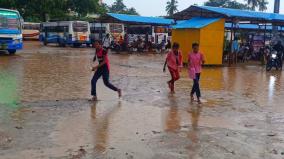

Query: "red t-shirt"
(166, 50), (183, 71)
(96, 48), (110, 70)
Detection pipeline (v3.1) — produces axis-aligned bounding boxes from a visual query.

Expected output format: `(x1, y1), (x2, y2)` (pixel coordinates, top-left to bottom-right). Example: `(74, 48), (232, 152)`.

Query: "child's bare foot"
(190, 94), (194, 102)
(167, 81), (171, 89)
(90, 96), (98, 101)
(197, 98), (202, 104)
(118, 89), (122, 98)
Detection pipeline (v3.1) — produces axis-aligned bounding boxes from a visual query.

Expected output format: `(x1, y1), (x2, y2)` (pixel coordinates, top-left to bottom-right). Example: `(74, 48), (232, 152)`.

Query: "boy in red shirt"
(163, 43), (183, 93)
(91, 41), (121, 101)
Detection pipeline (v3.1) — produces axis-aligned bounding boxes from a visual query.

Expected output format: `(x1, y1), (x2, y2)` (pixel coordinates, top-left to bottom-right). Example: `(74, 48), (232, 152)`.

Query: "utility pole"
(274, 0), (280, 13)
(272, 0), (280, 34)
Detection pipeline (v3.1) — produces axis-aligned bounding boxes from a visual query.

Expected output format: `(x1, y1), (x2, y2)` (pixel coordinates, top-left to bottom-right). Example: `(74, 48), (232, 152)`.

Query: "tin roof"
(107, 13), (174, 25)
(172, 17), (221, 29)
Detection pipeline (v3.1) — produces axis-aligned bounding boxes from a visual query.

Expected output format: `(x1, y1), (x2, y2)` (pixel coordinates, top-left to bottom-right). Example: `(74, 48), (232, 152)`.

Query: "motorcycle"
(266, 50), (282, 71)
(110, 41), (121, 52)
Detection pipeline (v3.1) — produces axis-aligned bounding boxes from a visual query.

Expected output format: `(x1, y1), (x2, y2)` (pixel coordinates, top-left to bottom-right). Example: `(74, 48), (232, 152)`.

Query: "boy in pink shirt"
(163, 43), (183, 93)
(188, 43), (205, 104)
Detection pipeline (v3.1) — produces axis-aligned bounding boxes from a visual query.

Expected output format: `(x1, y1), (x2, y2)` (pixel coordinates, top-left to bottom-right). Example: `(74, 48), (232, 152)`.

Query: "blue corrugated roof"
(172, 17), (221, 29)
(197, 6), (284, 21)
(107, 13), (174, 25)
(225, 23), (284, 30)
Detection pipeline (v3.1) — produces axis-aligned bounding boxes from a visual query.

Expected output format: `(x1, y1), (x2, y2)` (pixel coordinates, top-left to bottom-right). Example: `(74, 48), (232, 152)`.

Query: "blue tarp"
(196, 6), (284, 21)
(172, 17), (220, 29)
(107, 13), (174, 25)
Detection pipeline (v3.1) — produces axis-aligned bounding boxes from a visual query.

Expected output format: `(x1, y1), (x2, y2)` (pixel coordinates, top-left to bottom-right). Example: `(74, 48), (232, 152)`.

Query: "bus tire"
(73, 43), (81, 48)
(8, 50), (16, 55)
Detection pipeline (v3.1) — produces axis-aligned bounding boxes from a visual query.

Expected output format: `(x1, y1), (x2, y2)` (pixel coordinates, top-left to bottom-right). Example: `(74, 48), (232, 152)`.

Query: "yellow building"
(172, 17), (225, 65)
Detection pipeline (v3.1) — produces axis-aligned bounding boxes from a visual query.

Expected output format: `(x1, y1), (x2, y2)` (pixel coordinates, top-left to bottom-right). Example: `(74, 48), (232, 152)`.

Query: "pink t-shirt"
(166, 50), (183, 71)
(188, 52), (204, 73)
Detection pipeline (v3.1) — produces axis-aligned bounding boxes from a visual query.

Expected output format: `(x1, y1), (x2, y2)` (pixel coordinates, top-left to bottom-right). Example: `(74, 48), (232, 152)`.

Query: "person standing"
(91, 41), (121, 101)
(273, 41), (284, 68)
(163, 43), (183, 93)
(188, 43), (205, 104)
(102, 34), (111, 50)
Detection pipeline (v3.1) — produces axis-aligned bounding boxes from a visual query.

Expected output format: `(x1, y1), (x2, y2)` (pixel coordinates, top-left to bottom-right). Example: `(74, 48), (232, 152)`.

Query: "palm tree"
(258, 0), (268, 11)
(166, 0), (178, 17)
(246, 0), (259, 10)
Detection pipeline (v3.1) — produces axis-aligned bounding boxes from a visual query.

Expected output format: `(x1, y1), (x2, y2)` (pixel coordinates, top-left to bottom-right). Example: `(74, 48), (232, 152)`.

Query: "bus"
(23, 22), (40, 40)
(127, 25), (169, 44)
(0, 8), (23, 54)
(39, 21), (91, 47)
(90, 23), (125, 43)
(153, 26), (170, 44)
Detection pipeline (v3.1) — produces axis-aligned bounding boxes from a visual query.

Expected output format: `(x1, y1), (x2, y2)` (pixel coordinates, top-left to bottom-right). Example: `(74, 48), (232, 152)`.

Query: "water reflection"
(187, 105), (202, 159)
(91, 102), (121, 154)
(165, 97), (180, 132)
(268, 75), (276, 102)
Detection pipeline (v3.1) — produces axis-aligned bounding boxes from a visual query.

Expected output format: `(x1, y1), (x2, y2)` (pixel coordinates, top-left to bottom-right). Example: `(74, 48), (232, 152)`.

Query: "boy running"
(188, 43), (205, 104)
(163, 43), (183, 93)
(91, 41), (121, 101)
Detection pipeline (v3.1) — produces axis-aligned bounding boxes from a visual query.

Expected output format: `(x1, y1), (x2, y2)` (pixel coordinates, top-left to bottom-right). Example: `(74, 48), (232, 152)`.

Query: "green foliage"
(204, 0), (250, 10)
(0, 0), (106, 22)
(245, 0), (268, 11)
(108, 0), (139, 15)
(166, 0), (178, 17)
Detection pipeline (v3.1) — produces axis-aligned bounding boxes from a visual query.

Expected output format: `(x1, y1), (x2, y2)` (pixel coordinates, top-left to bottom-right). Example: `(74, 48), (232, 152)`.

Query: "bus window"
(154, 27), (168, 33)
(0, 15), (20, 30)
(73, 22), (88, 32)
(91, 26), (106, 34)
(110, 24), (123, 33)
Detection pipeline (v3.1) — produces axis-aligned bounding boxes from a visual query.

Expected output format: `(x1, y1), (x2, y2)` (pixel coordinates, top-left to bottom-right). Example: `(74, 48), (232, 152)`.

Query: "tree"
(67, 0), (102, 17)
(258, 0), (268, 11)
(205, 0), (250, 10)
(109, 0), (126, 13)
(108, 0), (139, 15)
(204, 0), (228, 7)
(0, 0), (105, 21)
(246, 0), (259, 10)
(166, 0), (178, 17)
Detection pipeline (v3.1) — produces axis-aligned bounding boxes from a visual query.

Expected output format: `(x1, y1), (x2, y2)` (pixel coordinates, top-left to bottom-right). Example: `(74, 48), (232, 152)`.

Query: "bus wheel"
(73, 43), (81, 48)
(8, 50), (16, 55)
(44, 41), (48, 46)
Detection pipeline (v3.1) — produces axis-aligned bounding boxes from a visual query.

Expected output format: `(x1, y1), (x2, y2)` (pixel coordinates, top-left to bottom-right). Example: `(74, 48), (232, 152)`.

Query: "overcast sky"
(103, 0), (284, 16)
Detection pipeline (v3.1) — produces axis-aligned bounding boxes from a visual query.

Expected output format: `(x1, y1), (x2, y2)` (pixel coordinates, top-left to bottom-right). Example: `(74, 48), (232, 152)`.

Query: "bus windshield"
(110, 24), (123, 33)
(73, 22), (88, 32)
(0, 10), (20, 31)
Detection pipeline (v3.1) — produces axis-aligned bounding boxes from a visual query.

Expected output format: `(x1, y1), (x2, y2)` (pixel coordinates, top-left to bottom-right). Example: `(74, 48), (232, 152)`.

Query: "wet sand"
(0, 41), (284, 159)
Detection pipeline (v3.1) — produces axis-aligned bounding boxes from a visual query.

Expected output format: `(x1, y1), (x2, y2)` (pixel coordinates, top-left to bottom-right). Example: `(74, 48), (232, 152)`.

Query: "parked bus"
(127, 25), (169, 44)
(90, 23), (125, 43)
(153, 26), (170, 44)
(39, 21), (91, 47)
(0, 8), (23, 54)
(23, 22), (40, 40)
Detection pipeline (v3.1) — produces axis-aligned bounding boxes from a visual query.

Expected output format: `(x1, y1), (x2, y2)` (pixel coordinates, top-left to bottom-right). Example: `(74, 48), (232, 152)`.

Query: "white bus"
(40, 21), (91, 47)
(90, 23), (125, 43)
(23, 22), (40, 40)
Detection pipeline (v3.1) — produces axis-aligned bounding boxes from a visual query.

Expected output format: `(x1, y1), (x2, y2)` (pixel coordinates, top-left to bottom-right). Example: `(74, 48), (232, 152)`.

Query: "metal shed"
(172, 17), (225, 65)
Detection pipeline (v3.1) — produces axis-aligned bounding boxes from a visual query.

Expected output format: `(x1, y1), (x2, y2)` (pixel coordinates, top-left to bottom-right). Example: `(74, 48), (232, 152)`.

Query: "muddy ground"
(0, 41), (284, 159)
